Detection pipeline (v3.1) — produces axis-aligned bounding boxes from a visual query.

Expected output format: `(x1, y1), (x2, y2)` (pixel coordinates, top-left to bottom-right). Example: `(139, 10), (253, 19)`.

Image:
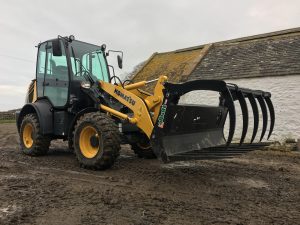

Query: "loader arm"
(98, 75), (168, 138)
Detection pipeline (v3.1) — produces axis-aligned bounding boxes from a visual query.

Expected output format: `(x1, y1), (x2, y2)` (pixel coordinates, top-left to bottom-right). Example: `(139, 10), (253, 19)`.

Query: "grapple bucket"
(150, 80), (275, 162)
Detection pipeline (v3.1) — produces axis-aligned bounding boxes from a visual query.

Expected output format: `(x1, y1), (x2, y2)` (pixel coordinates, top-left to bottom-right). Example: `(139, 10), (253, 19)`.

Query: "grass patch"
(0, 119), (16, 124)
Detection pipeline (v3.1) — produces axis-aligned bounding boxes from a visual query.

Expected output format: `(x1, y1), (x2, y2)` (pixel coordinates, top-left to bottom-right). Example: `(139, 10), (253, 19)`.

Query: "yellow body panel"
(99, 75), (167, 138)
(99, 81), (155, 138)
(125, 76), (167, 121)
(27, 80), (37, 103)
(143, 76), (167, 122)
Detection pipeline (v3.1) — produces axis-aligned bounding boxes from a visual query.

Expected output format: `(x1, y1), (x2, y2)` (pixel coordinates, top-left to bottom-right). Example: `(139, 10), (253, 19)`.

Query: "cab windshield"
(68, 40), (109, 82)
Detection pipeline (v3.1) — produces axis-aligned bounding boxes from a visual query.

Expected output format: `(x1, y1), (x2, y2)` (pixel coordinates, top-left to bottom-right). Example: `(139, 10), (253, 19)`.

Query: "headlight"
(81, 81), (91, 89)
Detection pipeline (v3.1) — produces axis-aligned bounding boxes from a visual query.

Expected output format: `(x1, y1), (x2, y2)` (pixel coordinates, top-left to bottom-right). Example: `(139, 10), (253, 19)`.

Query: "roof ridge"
(156, 27), (300, 54)
(216, 27), (300, 45)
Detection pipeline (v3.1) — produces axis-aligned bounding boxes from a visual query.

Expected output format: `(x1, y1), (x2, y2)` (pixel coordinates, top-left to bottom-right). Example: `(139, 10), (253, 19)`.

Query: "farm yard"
(0, 122), (299, 225)
(1, 0), (300, 224)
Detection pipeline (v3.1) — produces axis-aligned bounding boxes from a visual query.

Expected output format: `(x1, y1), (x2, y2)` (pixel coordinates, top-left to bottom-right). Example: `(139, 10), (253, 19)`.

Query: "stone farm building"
(131, 28), (300, 142)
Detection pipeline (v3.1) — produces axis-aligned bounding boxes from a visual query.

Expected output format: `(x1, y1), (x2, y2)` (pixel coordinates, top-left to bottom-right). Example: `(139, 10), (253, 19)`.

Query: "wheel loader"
(16, 35), (275, 169)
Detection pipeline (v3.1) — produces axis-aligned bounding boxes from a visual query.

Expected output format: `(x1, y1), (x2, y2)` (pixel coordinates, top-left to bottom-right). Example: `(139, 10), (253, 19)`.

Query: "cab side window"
(36, 43), (46, 97)
(36, 41), (69, 107)
(45, 42), (68, 81)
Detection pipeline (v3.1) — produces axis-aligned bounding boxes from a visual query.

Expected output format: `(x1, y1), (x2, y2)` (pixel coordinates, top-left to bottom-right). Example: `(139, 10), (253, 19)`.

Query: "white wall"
(180, 75), (300, 142)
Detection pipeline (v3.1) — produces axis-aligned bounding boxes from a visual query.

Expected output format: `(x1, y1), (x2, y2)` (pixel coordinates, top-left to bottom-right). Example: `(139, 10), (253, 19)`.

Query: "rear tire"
(19, 113), (50, 156)
(74, 112), (121, 170)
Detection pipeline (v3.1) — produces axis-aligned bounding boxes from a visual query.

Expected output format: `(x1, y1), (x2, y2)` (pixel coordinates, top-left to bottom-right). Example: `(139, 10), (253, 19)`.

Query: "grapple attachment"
(150, 80), (275, 162)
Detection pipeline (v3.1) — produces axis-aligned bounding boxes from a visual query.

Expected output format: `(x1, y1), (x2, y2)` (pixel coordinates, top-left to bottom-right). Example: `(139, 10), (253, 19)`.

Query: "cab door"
(36, 41), (69, 107)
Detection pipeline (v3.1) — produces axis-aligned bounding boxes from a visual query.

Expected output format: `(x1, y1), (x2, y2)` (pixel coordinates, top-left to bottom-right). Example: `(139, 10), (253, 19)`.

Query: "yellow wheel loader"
(16, 35), (275, 169)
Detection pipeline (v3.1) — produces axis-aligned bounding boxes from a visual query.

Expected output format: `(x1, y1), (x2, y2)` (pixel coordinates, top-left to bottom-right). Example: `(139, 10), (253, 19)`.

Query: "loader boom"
(98, 75), (167, 138)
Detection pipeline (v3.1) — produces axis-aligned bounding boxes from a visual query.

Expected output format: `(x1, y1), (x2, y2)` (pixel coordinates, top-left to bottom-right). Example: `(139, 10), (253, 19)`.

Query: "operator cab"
(36, 36), (112, 109)
(33, 35), (123, 137)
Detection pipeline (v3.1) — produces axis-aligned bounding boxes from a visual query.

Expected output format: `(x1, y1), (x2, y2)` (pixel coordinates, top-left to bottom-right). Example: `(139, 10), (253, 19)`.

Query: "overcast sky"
(0, 0), (299, 111)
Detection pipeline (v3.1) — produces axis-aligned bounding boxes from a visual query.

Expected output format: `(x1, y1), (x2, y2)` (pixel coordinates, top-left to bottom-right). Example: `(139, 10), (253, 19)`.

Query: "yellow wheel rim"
(79, 126), (100, 158)
(23, 123), (33, 148)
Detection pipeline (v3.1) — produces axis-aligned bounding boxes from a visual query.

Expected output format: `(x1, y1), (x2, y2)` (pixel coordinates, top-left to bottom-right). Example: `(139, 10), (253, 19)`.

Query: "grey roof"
(189, 30), (300, 80)
(132, 27), (300, 84)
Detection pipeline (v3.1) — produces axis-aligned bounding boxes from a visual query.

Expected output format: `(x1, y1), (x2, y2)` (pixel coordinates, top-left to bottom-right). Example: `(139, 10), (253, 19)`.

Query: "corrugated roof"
(132, 27), (300, 87)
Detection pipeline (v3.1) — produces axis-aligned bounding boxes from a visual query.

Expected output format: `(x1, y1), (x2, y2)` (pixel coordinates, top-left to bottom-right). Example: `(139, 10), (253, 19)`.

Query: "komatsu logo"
(114, 89), (136, 106)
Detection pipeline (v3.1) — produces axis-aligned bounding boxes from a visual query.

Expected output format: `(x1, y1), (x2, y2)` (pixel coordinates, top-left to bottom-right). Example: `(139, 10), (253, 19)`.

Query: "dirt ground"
(0, 123), (299, 225)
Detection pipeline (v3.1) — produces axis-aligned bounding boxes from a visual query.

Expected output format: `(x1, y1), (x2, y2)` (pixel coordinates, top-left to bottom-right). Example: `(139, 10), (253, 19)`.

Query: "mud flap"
(150, 80), (275, 162)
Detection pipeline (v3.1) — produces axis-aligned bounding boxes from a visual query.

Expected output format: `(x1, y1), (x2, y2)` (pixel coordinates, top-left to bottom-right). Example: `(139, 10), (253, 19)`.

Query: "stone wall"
(0, 112), (15, 120)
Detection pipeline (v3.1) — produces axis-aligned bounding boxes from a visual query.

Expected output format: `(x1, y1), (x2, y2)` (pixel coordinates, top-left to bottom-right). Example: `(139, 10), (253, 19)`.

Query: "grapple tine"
(221, 88), (236, 146)
(227, 84), (248, 146)
(257, 95), (268, 142)
(236, 90), (248, 145)
(247, 93), (259, 143)
(265, 96), (275, 139)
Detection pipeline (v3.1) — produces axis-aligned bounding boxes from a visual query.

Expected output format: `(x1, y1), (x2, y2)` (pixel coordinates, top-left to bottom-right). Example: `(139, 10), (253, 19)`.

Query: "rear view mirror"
(117, 55), (123, 69)
(52, 39), (62, 56)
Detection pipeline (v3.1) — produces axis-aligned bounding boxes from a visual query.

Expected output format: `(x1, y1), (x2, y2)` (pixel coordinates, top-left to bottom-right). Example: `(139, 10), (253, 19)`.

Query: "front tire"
(74, 112), (121, 170)
(131, 136), (156, 159)
(19, 113), (50, 156)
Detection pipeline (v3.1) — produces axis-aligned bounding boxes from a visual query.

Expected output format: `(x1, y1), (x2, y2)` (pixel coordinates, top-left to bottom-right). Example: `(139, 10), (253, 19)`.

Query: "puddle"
(119, 154), (135, 159)
(0, 174), (18, 180)
(0, 174), (28, 181)
(237, 178), (269, 189)
(162, 161), (200, 169)
(0, 204), (18, 218)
